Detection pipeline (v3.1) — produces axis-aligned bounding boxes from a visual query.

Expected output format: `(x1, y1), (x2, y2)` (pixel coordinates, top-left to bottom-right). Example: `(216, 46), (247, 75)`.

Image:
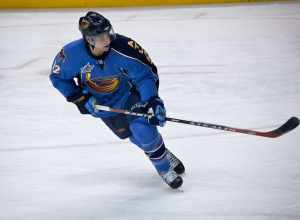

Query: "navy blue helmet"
(79, 11), (115, 37)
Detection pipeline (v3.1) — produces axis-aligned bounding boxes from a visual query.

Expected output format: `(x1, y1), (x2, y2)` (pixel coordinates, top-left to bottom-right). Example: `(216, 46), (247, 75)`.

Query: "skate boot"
(159, 169), (183, 189)
(143, 137), (184, 189)
(166, 149), (185, 175)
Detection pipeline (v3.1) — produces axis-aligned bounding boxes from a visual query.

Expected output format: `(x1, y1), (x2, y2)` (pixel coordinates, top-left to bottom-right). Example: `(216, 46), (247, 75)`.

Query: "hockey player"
(49, 11), (185, 189)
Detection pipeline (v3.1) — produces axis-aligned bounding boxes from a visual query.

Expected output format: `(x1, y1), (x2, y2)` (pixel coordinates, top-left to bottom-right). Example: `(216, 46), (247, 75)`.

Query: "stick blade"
(267, 117), (300, 138)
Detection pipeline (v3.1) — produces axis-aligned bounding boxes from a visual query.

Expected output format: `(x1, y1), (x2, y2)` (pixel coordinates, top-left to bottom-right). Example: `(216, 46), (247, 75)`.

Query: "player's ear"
(85, 36), (94, 46)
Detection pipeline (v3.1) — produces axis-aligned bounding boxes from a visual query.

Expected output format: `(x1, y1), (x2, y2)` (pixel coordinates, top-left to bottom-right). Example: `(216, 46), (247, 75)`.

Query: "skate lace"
(166, 149), (180, 169)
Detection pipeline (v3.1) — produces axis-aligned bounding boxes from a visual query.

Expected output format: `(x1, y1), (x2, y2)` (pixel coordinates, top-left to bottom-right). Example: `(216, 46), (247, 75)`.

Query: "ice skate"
(166, 149), (185, 175)
(159, 169), (183, 189)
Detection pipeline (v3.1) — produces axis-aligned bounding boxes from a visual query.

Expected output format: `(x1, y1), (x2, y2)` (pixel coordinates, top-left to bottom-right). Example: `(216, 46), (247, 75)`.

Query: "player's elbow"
(49, 73), (61, 89)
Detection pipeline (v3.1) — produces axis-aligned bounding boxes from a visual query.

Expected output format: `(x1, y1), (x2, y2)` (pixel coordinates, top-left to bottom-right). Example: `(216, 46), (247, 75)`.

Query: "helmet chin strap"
(85, 36), (101, 55)
(88, 43), (106, 57)
(90, 44), (95, 50)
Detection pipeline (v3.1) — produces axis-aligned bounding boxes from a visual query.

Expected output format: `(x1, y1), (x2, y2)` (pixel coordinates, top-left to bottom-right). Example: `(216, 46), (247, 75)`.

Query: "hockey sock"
(145, 139), (170, 173)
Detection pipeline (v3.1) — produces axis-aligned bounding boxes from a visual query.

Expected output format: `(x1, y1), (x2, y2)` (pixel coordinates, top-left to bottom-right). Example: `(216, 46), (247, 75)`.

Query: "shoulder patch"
(51, 48), (66, 75)
(52, 61), (61, 74)
(57, 48), (66, 63)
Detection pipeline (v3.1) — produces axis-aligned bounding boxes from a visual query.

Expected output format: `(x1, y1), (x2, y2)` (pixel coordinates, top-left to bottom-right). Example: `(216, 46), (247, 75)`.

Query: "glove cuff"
(67, 91), (90, 103)
(66, 92), (91, 114)
(147, 96), (164, 108)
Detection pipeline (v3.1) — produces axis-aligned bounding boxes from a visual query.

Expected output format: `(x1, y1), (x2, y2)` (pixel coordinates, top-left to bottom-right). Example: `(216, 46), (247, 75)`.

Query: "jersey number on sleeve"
(127, 40), (153, 65)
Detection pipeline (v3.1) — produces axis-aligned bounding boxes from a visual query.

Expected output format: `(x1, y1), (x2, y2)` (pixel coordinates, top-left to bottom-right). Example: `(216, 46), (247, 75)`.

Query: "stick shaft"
(94, 104), (299, 138)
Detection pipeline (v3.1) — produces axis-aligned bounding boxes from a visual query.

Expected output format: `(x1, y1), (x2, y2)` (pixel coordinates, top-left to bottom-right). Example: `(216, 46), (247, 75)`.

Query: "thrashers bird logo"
(86, 76), (120, 93)
(81, 63), (120, 93)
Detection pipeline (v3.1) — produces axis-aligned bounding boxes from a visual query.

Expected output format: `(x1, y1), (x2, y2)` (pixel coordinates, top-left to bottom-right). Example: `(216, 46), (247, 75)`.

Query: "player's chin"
(103, 45), (110, 51)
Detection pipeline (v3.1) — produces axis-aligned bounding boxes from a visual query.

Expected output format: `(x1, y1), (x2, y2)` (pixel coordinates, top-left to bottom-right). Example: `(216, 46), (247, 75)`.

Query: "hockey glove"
(67, 92), (91, 114)
(84, 96), (102, 117)
(131, 96), (166, 127)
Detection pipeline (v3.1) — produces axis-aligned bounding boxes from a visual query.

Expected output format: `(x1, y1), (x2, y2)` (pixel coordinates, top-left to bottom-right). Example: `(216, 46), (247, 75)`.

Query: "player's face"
(86, 32), (111, 52)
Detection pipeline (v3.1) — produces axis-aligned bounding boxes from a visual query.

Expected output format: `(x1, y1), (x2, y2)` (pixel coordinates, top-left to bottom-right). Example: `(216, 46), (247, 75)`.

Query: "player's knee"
(129, 118), (158, 144)
(137, 132), (163, 153)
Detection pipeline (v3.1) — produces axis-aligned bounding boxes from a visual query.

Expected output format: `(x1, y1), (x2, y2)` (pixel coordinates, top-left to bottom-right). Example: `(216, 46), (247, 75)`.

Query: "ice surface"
(0, 2), (300, 220)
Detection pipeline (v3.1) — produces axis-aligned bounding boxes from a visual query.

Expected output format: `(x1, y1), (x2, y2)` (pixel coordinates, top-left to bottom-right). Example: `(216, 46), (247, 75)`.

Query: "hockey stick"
(94, 104), (299, 138)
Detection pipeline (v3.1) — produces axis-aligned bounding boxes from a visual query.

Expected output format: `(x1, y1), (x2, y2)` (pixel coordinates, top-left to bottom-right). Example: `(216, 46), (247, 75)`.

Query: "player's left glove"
(67, 92), (102, 117)
(131, 96), (166, 127)
(84, 97), (102, 117)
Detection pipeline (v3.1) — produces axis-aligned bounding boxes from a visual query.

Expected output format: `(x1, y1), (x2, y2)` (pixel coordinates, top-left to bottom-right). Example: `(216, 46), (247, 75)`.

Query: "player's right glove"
(67, 92), (91, 114)
(131, 96), (166, 127)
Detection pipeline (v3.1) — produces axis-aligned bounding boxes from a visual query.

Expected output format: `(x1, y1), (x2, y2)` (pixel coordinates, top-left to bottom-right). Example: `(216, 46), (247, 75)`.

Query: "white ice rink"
(0, 1), (300, 220)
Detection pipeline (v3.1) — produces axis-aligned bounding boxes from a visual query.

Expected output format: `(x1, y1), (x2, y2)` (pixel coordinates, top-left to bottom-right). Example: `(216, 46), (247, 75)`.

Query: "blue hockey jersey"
(50, 34), (159, 117)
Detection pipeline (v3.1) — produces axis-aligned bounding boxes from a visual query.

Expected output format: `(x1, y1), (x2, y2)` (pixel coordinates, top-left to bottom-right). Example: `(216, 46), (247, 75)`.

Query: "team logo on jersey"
(86, 77), (120, 93)
(81, 63), (120, 93)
